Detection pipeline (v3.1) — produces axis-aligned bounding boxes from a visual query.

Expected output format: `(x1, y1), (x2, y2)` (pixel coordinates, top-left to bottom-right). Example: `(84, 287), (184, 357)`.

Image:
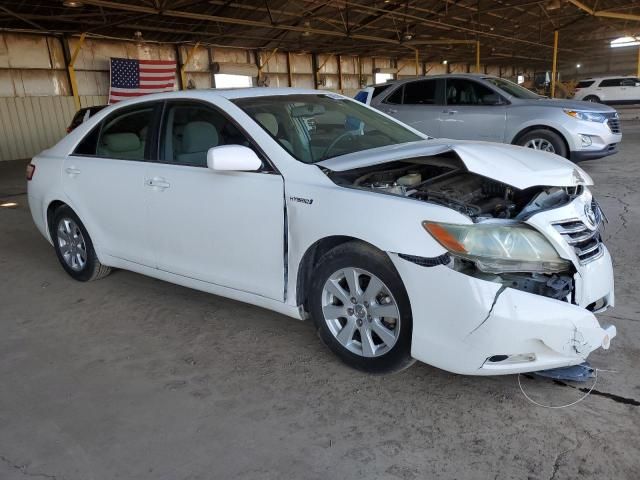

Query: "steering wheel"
(321, 131), (357, 160)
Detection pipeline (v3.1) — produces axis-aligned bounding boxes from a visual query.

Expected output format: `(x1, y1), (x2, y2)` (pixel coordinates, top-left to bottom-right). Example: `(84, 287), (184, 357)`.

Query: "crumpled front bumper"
(389, 247), (616, 375)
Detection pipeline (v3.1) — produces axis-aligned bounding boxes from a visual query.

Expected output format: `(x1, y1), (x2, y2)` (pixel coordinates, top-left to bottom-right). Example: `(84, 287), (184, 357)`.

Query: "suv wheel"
(583, 95), (600, 103)
(51, 206), (112, 282)
(309, 242), (414, 374)
(517, 129), (567, 157)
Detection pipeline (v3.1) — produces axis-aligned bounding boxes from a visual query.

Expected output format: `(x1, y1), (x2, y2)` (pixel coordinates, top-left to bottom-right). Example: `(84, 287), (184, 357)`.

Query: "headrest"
(102, 132), (141, 153)
(182, 121), (219, 153)
(255, 113), (278, 137)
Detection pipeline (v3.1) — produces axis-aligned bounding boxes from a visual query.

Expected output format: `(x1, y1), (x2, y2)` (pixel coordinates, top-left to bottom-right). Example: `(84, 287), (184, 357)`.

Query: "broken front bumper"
(389, 249), (616, 375)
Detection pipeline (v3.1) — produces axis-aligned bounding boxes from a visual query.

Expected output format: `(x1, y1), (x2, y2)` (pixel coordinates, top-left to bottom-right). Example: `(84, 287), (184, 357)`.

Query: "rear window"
(599, 79), (623, 87)
(576, 80), (595, 88)
(372, 84), (392, 98)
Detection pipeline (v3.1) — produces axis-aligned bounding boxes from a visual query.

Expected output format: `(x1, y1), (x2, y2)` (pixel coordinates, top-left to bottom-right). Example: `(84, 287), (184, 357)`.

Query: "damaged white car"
(27, 88), (616, 375)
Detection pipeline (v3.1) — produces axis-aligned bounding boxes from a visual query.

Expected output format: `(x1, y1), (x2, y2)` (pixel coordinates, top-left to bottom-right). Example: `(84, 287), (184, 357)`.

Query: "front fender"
(285, 181), (469, 307)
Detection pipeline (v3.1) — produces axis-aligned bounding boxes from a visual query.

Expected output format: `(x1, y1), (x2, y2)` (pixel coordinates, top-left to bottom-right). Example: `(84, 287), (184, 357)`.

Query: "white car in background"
(573, 76), (640, 104)
(27, 88), (616, 375)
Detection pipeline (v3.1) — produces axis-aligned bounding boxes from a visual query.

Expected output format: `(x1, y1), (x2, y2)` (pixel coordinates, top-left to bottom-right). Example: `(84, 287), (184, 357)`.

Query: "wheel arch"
(45, 200), (105, 263)
(511, 124), (570, 158)
(295, 236), (388, 314)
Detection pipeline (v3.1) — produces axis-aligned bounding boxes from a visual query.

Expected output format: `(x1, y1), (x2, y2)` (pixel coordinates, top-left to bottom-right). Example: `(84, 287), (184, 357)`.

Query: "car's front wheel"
(516, 129), (567, 157)
(51, 205), (112, 282)
(583, 95), (600, 103)
(309, 242), (414, 374)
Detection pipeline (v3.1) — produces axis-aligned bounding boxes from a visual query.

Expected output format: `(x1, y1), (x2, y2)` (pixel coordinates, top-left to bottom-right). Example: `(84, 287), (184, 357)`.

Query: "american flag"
(108, 57), (177, 104)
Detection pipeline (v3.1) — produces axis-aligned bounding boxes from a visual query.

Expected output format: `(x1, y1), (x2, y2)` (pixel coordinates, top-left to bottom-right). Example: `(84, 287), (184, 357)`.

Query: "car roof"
(367, 73), (499, 88)
(581, 75), (638, 80)
(103, 87), (333, 109)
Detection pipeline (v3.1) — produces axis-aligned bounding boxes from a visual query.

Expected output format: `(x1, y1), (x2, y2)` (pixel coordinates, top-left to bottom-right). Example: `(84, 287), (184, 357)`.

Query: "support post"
(180, 42), (200, 90)
(475, 40), (480, 73)
(257, 48), (278, 86)
(637, 46), (640, 78)
(67, 32), (86, 110)
(311, 53), (319, 89)
(414, 48), (419, 76)
(337, 55), (343, 92)
(287, 51), (293, 87)
(551, 30), (558, 98)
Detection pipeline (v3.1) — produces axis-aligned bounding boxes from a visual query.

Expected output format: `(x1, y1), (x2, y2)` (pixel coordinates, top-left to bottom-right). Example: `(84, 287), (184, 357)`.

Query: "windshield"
(483, 77), (541, 99)
(232, 94), (424, 163)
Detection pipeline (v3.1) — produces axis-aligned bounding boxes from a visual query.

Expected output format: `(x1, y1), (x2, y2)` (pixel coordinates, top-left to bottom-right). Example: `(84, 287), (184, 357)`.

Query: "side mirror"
(207, 145), (262, 172)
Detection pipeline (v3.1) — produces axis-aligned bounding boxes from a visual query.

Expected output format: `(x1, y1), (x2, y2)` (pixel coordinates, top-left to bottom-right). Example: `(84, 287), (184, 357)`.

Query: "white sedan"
(27, 88), (616, 375)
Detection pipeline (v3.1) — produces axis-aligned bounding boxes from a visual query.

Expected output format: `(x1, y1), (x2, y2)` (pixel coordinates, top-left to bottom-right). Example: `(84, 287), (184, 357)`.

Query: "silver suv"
(356, 74), (622, 161)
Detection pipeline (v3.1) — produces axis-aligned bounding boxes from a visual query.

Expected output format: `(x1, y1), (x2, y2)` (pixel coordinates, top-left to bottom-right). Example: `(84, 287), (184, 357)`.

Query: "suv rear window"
(576, 80), (595, 88)
(372, 84), (392, 98)
(599, 79), (623, 87)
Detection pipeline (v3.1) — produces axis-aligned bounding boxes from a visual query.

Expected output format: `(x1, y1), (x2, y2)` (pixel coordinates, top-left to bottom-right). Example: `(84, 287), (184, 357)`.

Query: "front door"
(62, 103), (160, 266)
(438, 78), (507, 142)
(145, 100), (285, 300)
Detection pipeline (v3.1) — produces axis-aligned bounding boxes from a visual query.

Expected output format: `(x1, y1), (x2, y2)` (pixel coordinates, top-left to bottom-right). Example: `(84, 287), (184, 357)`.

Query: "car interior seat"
(98, 132), (144, 159)
(254, 112), (294, 153)
(176, 121), (219, 166)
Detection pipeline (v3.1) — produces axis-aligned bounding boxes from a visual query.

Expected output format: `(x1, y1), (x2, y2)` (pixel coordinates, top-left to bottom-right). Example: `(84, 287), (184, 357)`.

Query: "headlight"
(423, 222), (571, 274)
(564, 110), (606, 123)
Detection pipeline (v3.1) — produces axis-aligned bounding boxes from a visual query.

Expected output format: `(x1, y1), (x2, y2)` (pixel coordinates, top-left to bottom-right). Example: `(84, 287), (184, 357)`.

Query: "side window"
(445, 79), (501, 106)
(403, 80), (437, 105)
(96, 107), (155, 161)
(621, 78), (637, 86)
(384, 85), (404, 104)
(74, 124), (100, 155)
(599, 79), (622, 87)
(161, 102), (252, 167)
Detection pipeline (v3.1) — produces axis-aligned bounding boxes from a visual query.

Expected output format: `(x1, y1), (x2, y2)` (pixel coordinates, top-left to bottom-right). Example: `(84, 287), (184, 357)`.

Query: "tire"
(50, 205), (111, 282)
(308, 241), (414, 374)
(583, 95), (600, 103)
(516, 129), (568, 158)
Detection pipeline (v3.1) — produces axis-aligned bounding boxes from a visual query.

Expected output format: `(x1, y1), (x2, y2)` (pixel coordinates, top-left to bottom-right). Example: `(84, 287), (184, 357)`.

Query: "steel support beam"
(180, 42), (200, 90)
(67, 32), (87, 111)
(551, 30), (558, 99)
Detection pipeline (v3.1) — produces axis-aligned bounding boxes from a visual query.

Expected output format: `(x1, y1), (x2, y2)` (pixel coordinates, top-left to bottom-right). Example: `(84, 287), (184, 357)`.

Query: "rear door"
(376, 79), (442, 137)
(438, 78), (507, 142)
(620, 78), (640, 102)
(62, 103), (160, 266)
(596, 78), (624, 102)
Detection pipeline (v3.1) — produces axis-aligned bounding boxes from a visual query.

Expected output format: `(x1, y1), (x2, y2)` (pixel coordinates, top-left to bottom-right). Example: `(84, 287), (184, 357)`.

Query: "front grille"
(552, 201), (604, 264)
(604, 112), (621, 134)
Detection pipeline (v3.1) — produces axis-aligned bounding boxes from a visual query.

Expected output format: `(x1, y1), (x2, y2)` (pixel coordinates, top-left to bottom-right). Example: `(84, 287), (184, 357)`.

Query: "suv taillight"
(26, 163), (35, 181)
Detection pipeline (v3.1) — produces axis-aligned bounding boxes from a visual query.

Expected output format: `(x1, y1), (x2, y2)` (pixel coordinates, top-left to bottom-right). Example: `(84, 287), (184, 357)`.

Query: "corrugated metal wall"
(0, 95), (107, 161)
(0, 31), (533, 162)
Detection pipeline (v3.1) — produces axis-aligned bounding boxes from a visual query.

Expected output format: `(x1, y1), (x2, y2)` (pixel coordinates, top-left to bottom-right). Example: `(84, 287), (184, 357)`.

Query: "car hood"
(316, 140), (593, 190)
(523, 97), (616, 112)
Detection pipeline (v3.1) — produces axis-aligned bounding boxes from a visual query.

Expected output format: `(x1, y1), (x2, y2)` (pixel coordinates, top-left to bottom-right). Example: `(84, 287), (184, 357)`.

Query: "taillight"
(26, 163), (35, 181)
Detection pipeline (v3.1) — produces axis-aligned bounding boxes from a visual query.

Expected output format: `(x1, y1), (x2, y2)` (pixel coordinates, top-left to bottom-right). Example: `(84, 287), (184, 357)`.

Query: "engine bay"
(327, 154), (581, 220)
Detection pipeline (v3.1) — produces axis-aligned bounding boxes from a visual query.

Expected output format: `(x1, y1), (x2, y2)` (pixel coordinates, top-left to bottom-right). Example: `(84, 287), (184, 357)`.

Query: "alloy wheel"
(56, 218), (87, 271)
(523, 138), (556, 153)
(321, 267), (400, 358)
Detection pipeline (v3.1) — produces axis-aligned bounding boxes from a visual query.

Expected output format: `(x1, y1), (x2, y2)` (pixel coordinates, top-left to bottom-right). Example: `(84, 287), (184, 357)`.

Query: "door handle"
(65, 167), (81, 175)
(145, 177), (171, 189)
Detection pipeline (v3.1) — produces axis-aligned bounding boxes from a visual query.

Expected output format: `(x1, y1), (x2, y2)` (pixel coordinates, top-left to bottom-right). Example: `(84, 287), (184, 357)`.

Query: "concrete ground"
(1, 126), (639, 480)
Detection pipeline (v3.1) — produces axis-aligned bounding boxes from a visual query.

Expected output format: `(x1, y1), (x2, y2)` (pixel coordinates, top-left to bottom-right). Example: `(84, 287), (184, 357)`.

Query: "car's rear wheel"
(309, 242), (414, 374)
(51, 206), (111, 282)
(583, 95), (600, 103)
(517, 129), (567, 157)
